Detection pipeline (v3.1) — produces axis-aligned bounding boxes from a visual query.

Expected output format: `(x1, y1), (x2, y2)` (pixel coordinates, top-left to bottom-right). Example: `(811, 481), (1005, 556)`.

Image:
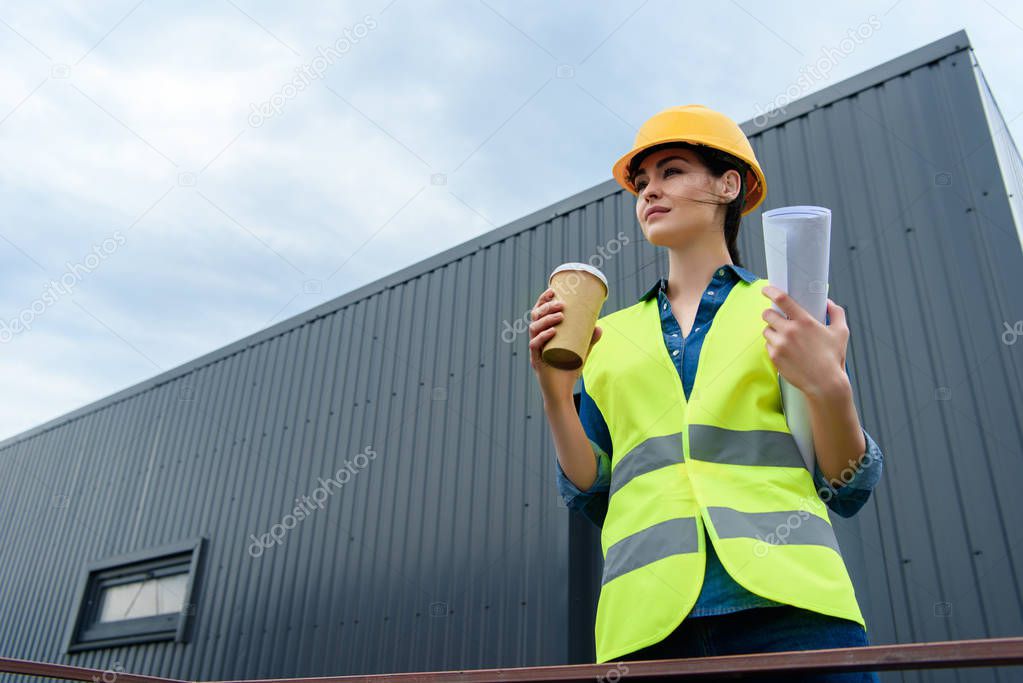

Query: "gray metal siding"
(736, 35), (1023, 683)
(737, 34), (1023, 683)
(0, 277), (571, 678)
(2, 29), (1021, 682)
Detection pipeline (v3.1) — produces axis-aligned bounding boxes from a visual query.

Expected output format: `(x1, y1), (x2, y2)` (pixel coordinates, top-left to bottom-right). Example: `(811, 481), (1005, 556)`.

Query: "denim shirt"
(554, 263), (885, 618)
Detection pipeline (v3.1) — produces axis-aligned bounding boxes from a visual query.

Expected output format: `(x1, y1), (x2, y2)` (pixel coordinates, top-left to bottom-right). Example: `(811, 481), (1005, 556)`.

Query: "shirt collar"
(638, 263), (759, 302)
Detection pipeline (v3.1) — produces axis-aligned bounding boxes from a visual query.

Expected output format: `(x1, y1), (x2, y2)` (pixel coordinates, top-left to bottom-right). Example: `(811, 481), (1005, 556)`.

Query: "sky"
(1, 0), (1021, 442)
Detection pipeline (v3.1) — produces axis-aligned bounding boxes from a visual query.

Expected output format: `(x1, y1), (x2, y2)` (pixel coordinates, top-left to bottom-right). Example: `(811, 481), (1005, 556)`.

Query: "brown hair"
(627, 142), (749, 268)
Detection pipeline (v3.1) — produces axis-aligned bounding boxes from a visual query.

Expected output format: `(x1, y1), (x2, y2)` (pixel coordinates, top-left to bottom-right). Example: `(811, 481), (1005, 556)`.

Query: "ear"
(721, 168), (741, 202)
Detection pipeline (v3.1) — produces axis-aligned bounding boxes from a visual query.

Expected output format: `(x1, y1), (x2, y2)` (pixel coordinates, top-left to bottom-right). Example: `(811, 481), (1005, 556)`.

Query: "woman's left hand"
(761, 285), (849, 398)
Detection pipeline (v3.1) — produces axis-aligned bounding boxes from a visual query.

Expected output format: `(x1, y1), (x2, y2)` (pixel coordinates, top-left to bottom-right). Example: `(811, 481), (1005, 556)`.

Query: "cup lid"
(548, 262), (609, 294)
(763, 205), (831, 219)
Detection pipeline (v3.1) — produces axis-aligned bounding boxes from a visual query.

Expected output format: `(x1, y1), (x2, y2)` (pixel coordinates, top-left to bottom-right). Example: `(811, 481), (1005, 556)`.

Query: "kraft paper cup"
(542, 263), (609, 370)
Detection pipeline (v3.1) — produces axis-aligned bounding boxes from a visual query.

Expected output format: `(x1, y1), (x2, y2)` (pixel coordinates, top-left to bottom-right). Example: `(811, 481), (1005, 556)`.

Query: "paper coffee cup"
(542, 263), (609, 370)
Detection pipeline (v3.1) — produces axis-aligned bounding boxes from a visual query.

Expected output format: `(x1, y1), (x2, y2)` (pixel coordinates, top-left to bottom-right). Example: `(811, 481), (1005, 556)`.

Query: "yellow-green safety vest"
(582, 276), (865, 664)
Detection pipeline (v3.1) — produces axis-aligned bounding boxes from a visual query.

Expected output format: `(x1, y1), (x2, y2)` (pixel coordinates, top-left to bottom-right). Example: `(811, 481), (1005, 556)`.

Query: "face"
(631, 147), (740, 247)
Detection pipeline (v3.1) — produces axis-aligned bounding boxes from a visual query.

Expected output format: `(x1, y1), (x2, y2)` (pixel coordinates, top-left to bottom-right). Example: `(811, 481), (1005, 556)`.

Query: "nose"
(639, 177), (660, 202)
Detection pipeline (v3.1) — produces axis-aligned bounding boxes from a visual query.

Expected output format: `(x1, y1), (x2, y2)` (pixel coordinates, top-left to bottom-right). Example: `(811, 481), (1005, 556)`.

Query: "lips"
(645, 206), (669, 220)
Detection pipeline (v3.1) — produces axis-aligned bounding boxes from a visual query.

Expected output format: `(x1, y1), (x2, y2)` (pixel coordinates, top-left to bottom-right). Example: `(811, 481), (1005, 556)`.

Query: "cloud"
(0, 0), (1021, 442)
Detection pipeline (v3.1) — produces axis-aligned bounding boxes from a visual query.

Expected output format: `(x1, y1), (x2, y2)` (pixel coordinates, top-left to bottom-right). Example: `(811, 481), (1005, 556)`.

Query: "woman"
(529, 105), (883, 681)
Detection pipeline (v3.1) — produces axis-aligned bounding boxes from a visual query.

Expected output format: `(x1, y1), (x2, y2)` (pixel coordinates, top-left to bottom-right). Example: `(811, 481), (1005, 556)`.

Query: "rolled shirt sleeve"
(553, 377), (612, 527)
(555, 443), (611, 526)
(556, 441), (611, 501)
(813, 426), (884, 518)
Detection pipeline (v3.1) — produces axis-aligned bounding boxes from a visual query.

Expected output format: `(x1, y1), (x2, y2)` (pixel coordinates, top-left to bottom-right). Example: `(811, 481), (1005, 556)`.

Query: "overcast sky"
(1, 1), (1020, 442)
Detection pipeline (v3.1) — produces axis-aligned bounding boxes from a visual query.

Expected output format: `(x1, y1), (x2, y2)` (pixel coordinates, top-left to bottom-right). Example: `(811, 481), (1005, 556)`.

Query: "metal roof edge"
(740, 29), (971, 135)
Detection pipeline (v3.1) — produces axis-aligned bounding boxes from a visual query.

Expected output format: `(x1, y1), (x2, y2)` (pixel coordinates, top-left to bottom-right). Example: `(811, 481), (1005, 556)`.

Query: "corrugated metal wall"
(737, 30), (1023, 682)
(2, 29), (1021, 682)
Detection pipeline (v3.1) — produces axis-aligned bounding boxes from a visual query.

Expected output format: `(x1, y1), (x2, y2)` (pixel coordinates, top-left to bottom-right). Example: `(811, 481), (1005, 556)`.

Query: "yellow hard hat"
(612, 104), (767, 216)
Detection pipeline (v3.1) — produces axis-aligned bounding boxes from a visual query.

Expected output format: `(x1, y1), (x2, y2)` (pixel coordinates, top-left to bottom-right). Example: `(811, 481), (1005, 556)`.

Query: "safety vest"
(582, 276), (865, 664)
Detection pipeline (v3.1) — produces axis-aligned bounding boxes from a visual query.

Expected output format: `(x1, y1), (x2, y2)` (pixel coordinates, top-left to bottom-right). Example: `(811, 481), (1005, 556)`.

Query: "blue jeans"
(617, 604), (881, 682)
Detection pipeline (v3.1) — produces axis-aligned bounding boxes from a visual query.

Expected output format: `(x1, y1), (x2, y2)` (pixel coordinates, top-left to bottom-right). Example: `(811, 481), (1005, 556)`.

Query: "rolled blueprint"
(762, 206), (832, 473)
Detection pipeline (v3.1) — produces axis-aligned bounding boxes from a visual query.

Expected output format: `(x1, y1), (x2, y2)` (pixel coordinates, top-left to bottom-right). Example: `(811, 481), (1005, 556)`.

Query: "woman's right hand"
(528, 287), (602, 405)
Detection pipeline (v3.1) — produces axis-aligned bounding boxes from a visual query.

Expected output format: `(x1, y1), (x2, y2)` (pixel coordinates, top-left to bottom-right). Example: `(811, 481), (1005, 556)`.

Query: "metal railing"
(2, 636), (1023, 682)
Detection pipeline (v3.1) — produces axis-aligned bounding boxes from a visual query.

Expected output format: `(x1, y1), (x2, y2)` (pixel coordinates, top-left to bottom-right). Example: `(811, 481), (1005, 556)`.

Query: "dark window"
(66, 538), (205, 652)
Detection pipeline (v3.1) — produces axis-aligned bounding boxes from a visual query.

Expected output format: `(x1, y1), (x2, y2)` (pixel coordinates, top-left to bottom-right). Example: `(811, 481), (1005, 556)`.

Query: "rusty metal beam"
(3, 636), (1023, 682)
(202, 637), (1023, 681)
(0, 657), (189, 683)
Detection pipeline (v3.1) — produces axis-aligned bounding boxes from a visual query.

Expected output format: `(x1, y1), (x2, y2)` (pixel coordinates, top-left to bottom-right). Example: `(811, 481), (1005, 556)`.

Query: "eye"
(634, 166), (681, 192)
(661, 166), (686, 182)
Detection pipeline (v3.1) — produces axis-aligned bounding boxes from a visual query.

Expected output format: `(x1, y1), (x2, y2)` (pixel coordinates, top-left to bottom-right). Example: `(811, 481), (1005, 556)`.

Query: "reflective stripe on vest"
(689, 424), (805, 468)
(608, 433), (682, 498)
(707, 506), (842, 555)
(601, 516), (698, 585)
(582, 277), (865, 664)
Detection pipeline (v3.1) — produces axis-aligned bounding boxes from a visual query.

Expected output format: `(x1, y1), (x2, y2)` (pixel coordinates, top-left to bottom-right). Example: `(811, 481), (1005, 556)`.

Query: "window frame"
(65, 537), (206, 653)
